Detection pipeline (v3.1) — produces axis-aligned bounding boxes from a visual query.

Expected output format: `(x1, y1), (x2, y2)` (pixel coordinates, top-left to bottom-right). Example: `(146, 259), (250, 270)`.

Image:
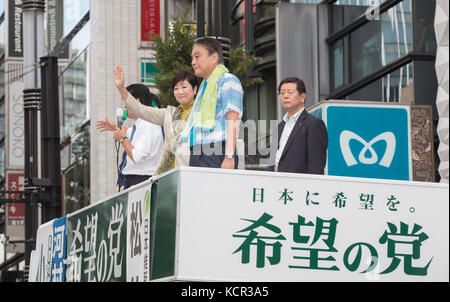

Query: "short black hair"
(278, 77), (307, 95)
(171, 69), (199, 91)
(126, 84), (160, 108)
(193, 36), (224, 64)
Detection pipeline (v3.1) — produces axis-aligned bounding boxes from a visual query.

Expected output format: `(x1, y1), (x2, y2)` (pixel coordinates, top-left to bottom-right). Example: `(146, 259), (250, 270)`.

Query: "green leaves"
(148, 7), (263, 107)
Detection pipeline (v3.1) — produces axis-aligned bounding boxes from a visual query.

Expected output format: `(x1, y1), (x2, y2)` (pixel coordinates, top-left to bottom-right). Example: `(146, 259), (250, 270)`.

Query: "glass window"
(62, 123), (89, 215)
(0, 0), (4, 15)
(70, 20), (90, 59)
(413, 60), (438, 119)
(63, 0), (90, 36)
(332, 40), (344, 88)
(173, 0), (196, 22)
(0, 62), (4, 99)
(60, 47), (89, 139)
(351, 1), (411, 81)
(412, 0), (436, 53)
(0, 13), (5, 58)
(346, 62), (413, 103)
(63, 157), (90, 215)
(141, 60), (160, 85)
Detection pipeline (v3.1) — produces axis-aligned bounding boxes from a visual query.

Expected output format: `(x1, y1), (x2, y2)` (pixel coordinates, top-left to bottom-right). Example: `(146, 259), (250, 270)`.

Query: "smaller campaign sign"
(326, 104), (411, 181)
(126, 184), (152, 282)
(51, 216), (67, 282)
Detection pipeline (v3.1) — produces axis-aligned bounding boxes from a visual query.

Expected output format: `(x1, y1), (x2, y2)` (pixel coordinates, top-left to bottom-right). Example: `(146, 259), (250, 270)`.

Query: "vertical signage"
(7, 0), (23, 58)
(126, 186), (152, 282)
(6, 67), (24, 168)
(6, 172), (25, 221)
(47, 0), (69, 58)
(51, 217), (67, 282)
(5, 172), (25, 253)
(141, 0), (160, 47)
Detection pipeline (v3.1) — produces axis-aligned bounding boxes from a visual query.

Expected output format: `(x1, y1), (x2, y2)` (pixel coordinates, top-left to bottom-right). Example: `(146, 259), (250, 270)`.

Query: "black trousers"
(189, 141), (238, 169)
(123, 174), (151, 189)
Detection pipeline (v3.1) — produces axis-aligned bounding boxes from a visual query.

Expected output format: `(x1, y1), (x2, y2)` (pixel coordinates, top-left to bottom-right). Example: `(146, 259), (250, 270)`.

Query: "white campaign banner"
(126, 184), (152, 282)
(175, 168), (449, 282)
(29, 220), (54, 282)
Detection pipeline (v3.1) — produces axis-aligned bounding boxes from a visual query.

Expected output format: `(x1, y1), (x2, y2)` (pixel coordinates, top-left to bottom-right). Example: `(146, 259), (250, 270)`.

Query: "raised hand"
(114, 65), (125, 90)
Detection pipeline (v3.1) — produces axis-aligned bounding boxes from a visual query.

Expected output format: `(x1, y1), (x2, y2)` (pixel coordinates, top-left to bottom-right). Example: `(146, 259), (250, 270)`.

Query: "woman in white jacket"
(113, 66), (199, 175)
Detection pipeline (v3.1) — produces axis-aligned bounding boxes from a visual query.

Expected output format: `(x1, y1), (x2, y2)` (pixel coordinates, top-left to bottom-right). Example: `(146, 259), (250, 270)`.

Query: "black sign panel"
(7, 0), (23, 58)
(47, 0), (69, 59)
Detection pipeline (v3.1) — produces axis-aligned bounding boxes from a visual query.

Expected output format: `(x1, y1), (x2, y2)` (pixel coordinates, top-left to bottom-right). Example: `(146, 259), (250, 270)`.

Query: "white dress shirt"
(275, 108), (304, 171)
(122, 118), (164, 176)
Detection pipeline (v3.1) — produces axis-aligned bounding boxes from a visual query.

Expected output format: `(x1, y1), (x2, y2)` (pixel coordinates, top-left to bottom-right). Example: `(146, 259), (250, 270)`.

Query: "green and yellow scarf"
(180, 64), (228, 144)
(154, 103), (193, 176)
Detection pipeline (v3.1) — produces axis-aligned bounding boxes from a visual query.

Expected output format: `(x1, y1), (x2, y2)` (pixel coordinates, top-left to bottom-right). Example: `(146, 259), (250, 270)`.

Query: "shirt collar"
(282, 107), (304, 123)
(134, 118), (144, 127)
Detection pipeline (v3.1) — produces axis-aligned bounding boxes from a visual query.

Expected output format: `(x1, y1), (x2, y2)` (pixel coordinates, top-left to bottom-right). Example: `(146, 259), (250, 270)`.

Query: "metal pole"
(40, 56), (62, 222)
(196, 0), (205, 38)
(22, 0), (46, 279)
(245, 0), (255, 55)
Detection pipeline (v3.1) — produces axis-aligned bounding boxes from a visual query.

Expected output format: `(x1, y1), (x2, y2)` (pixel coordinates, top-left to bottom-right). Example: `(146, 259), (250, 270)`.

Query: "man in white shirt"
(97, 84), (164, 190)
(272, 77), (328, 174)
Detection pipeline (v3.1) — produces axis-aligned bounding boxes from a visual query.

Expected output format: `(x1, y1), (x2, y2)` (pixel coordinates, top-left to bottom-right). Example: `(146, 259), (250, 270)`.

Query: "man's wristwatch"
(120, 137), (128, 143)
(225, 154), (234, 159)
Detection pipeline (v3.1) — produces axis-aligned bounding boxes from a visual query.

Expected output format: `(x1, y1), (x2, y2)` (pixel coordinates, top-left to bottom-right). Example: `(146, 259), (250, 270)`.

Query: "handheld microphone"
(116, 108), (128, 128)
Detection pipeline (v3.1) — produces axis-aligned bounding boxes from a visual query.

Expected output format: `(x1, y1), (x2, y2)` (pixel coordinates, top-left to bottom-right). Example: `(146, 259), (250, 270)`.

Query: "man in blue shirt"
(180, 37), (243, 169)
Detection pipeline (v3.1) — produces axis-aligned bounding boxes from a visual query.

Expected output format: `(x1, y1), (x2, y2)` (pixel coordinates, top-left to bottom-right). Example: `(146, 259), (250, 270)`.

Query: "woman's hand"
(114, 65), (129, 100)
(114, 65), (125, 90)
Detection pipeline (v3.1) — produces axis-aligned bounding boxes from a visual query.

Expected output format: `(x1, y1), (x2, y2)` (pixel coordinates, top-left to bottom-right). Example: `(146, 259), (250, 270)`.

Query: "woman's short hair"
(126, 84), (160, 108)
(278, 77), (307, 95)
(193, 36), (224, 64)
(171, 69), (199, 91)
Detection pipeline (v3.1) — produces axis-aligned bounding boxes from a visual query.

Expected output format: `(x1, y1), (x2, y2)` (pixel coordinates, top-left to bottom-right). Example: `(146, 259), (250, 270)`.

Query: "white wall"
(89, 0), (159, 202)
(435, 0), (449, 183)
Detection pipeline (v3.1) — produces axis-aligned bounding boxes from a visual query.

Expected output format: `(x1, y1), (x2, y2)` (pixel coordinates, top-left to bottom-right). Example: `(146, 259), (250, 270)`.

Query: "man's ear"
(136, 98), (141, 103)
(212, 52), (219, 64)
(300, 93), (307, 105)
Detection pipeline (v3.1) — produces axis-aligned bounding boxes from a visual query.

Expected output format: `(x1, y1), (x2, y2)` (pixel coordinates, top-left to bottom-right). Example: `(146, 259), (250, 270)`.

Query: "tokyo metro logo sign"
(326, 105), (411, 181)
(340, 131), (396, 168)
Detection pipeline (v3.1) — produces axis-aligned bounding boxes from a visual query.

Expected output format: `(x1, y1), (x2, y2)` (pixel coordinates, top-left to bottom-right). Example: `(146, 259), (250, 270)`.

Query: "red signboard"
(141, 0), (160, 45)
(7, 173), (25, 222)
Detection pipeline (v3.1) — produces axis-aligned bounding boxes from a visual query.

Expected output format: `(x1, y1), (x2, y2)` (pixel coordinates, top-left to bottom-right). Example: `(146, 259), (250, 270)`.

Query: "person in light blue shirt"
(180, 37), (243, 169)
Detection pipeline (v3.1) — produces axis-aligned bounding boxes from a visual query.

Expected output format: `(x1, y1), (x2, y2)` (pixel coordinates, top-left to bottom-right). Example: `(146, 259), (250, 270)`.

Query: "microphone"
(116, 108), (128, 128)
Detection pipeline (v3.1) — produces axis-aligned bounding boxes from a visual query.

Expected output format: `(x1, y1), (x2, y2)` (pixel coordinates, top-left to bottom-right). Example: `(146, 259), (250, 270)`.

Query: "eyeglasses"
(279, 90), (297, 96)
